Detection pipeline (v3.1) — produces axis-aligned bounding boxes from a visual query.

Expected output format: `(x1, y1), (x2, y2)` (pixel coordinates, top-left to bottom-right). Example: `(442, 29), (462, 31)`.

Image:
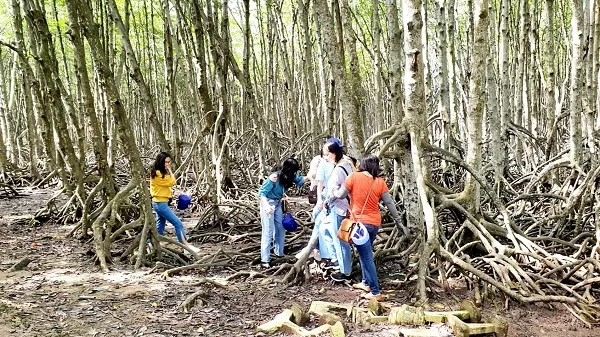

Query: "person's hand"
(266, 205), (276, 215)
(323, 201), (331, 214)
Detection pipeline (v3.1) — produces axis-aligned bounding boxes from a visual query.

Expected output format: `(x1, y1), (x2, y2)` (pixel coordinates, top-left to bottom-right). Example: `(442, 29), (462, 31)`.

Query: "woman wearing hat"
(149, 152), (199, 253)
(258, 158), (309, 268)
(326, 154), (410, 300)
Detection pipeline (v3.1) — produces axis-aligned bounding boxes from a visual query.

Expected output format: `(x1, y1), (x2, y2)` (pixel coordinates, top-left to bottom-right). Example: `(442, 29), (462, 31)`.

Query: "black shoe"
(323, 260), (340, 270)
(260, 262), (271, 269)
(331, 272), (352, 284)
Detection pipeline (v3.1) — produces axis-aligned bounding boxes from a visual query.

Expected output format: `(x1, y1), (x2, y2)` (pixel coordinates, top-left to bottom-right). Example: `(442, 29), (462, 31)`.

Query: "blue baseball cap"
(327, 137), (343, 148)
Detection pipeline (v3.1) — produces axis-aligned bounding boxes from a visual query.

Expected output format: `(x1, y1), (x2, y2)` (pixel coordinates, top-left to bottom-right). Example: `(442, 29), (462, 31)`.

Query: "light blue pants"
(153, 201), (187, 243)
(321, 212), (352, 275)
(309, 207), (331, 259)
(260, 199), (284, 263)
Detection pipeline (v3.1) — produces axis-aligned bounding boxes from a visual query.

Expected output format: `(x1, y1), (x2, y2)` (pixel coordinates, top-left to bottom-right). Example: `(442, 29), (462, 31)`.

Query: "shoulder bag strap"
(356, 178), (376, 222)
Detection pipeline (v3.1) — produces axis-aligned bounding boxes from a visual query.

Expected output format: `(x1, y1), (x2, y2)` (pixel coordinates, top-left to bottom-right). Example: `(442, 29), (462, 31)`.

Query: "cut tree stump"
(308, 301), (352, 317)
(329, 321), (345, 337)
(398, 327), (452, 337)
(291, 303), (309, 325)
(445, 314), (508, 337)
(257, 309), (294, 334)
(368, 297), (384, 315)
(351, 307), (387, 324)
(388, 304), (426, 325)
(318, 312), (342, 325)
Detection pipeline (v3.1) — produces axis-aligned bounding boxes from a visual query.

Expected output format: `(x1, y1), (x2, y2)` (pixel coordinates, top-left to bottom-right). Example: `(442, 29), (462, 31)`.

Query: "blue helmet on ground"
(177, 194), (192, 210)
(282, 213), (298, 232)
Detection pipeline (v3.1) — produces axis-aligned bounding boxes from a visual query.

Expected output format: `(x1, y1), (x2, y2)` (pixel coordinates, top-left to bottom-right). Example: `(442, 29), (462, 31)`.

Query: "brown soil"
(0, 189), (598, 337)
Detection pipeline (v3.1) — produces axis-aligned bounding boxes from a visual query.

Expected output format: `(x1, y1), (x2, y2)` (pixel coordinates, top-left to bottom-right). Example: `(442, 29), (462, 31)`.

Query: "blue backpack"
(282, 213), (298, 232)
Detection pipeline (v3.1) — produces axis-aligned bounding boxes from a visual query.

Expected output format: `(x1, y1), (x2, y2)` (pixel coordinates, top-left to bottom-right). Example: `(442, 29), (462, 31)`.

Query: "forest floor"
(0, 188), (599, 337)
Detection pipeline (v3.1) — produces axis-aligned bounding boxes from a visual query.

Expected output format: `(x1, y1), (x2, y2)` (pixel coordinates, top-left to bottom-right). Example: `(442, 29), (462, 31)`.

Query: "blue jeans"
(153, 201), (187, 243)
(309, 207), (331, 259)
(321, 212), (352, 275)
(260, 198), (284, 263)
(356, 224), (380, 294)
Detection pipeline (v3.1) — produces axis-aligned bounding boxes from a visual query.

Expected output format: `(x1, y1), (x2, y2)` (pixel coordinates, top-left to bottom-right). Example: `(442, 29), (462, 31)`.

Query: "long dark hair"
(358, 154), (381, 177)
(150, 152), (171, 178)
(327, 142), (344, 163)
(277, 158), (301, 189)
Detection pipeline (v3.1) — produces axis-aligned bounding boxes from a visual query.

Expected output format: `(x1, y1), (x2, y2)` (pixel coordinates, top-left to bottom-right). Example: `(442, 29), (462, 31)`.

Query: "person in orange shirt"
(326, 154), (410, 300)
(150, 152), (199, 253)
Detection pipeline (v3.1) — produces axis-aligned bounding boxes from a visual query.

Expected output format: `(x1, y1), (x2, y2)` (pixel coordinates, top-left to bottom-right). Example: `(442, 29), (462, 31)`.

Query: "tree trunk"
(570, 0), (584, 165)
(106, 0), (170, 154)
(70, 0), (157, 271)
(314, 0), (365, 156)
(463, 0), (489, 212)
(544, 0), (557, 160)
(386, 0), (404, 123)
(401, 0), (437, 302)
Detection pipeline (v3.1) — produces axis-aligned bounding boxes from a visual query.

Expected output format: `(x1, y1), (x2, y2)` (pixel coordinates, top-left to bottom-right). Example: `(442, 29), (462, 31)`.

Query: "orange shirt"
(344, 172), (388, 226)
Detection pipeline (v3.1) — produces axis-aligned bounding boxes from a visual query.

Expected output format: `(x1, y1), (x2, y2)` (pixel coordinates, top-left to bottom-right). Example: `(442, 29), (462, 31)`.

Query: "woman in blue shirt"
(258, 158), (308, 268)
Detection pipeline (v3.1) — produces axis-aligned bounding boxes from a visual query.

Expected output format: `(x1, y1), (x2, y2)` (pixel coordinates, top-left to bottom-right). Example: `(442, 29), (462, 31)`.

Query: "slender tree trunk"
(487, 0), (501, 191)
(11, 0), (58, 177)
(570, 0), (584, 165)
(402, 0), (437, 302)
(298, 0), (319, 138)
(372, 0), (385, 132)
(66, 0), (115, 200)
(0, 55), (13, 173)
(447, 0), (458, 135)
(463, 0), (489, 212)
(498, 0), (510, 171)
(0, 55), (16, 167)
(23, 0), (85, 198)
(106, 0), (170, 154)
(386, 0), (404, 123)
(514, 0), (529, 169)
(70, 0), (156, 271)
(163, 0), (181, 163)
(544, 0), (557, 160)
(314, 0), (365, 156)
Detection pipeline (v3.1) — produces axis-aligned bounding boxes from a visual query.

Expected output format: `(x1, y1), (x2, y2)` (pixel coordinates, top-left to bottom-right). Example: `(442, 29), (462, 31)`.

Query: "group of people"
(146, 140), (409, 301)
(258, 138), (409, 301)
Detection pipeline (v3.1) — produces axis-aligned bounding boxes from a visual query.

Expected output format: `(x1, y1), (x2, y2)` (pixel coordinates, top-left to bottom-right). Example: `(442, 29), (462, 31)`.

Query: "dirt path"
(0, 189), (598, 337)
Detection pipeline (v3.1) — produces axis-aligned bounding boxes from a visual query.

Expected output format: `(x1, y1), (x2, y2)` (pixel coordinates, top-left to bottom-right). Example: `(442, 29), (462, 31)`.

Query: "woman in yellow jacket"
(150, 152), (199, 252)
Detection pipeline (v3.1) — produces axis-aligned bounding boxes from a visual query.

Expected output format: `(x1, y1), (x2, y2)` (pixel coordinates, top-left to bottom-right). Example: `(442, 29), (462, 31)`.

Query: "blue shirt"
(315, 161), (335, 194)
(258, 172), (305, 200)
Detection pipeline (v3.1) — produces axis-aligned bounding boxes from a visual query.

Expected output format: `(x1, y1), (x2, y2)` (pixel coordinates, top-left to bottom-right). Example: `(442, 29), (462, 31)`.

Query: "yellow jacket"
(150, 170), (176, 202)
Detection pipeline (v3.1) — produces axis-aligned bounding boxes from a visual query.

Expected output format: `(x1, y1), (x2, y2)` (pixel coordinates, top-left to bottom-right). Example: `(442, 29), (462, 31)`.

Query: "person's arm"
(294, 173), (306, 187)
(315, 180), (325, 209)
(259, 174), (277, 214)
(326, 185), (349, 205)
(152, 172), (176, 187)
(258, 173), (277, 196)
(381, 192), (410, 237)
